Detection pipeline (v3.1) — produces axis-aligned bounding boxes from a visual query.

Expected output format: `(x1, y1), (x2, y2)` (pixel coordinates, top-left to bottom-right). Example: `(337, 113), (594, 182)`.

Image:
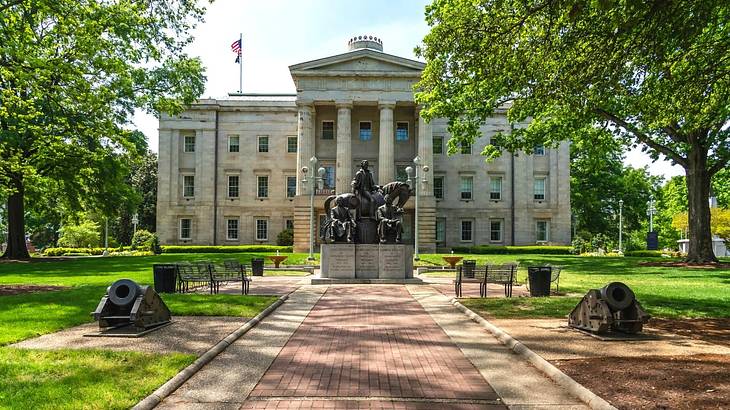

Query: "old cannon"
(92, 279), (171, 333)
(568, 282), (650, 334)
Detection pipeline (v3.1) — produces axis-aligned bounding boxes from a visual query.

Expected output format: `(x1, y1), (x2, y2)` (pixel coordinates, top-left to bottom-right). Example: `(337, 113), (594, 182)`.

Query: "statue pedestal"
(356, 218), (379, 244)
(316, 244), (416, 284)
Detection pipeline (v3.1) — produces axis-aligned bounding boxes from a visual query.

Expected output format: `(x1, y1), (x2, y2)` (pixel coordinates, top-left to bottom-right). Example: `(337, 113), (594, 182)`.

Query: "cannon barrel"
(107, 279), (142, 307)
(599, 282), (635, 311)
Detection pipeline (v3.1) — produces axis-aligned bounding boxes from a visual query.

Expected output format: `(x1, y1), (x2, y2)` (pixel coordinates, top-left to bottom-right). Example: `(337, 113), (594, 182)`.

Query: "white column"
(296, 103), (314, 196)
(417, 108), (434, 196)
(377, 101), (396, 185)
(336, 101), (352, 193)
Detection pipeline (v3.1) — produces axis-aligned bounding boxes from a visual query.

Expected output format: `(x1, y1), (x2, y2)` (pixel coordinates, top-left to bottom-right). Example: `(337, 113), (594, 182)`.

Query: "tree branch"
(593, 108), (688, 168)
(709, 157), (729, 176)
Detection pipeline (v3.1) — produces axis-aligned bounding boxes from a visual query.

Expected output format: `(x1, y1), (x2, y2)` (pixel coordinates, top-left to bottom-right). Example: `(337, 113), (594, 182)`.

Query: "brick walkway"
(241, 285), (506, 409)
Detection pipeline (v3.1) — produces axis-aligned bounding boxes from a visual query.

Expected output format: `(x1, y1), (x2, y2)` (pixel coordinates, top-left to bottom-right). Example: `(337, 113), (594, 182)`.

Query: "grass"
(419, 254), (730, 319)
(0, 348), (195, 410)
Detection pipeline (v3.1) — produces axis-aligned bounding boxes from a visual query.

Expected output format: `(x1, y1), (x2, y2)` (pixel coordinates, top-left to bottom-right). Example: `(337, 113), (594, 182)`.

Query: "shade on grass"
(0, 348), (194, 410)
(419, 254), (730, 319)
(0, 286), (277, 346)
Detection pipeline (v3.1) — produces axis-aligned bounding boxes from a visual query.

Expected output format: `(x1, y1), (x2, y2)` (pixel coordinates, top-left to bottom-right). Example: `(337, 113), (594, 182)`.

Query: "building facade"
(157, 36), (571, 252)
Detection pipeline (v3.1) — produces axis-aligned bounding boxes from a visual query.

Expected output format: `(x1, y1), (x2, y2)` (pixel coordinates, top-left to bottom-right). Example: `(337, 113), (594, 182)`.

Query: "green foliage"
(131, 229), (155, 250)
(0, 0), (208, 258)
(624, 250), (683, 258)
(416, 0), (730, 262)
(450, 245), (571, 255)
(0, 348), (194, 409)
(276, 228), (294, 246)
(56, 220), (100, 248)
(161, 245), (293, 254)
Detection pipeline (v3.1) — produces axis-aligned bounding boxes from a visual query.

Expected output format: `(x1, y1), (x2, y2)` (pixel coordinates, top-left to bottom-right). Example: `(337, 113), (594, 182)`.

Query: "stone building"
(157, 36), (571, 252)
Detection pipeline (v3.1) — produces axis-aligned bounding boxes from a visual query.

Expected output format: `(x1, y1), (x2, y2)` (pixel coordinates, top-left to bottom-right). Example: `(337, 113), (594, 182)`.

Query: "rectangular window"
(536, 220), (549, 242)
(322, 121), (334, 139)
(287, 136), (297, 153)
(228, 135), (240, 153)
(490, 176), (502, 200)
(228, 175), (239, 198)
(257, 136), (269, 153)
(490, 220), (503, 242)
(460, 176), (473, 200)
(286, 176), (297, 198)
(396, 122), (409, 141)
(256, 219), (268, 241)
(179, 218), (191, 240)
(534, 144), (545, 156)
(226, 218), (239, 240)
(395, 165), (409, 183)
(461, 220), (473, 242)
(323, 165), (335, 189)
(183, 175), (195, 198)
(433, 176), (444, 199)
(461, 141), (472, 154)
(436, 218), (445, 243)
(285, 219), (294, 230)
(433, 136), (443, 155)
(183, 135), (195, 153)
(534, 177), (546, 200)
(359, 122), (372, 141)
(257, 176), (269, 198)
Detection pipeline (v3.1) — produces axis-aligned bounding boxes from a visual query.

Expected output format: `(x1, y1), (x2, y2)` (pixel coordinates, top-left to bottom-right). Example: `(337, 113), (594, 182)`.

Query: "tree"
(416, 0), (730, 263)
(112, 146), (157, 246)
(57, 219), (100, 248)
(0, 0), (206, 259)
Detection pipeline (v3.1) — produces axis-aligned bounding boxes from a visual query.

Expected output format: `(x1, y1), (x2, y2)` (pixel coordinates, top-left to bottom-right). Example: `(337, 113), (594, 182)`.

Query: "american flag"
(231, 38), (242, 63)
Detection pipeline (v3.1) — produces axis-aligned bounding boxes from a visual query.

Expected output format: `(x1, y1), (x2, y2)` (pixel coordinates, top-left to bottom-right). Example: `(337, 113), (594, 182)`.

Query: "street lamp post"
(647, 194), (656, 232)
(406, 156), (429, 261)
(131, 213), (139, 239)
(301, 156), (325, 261)
(618, 199), (624, 253)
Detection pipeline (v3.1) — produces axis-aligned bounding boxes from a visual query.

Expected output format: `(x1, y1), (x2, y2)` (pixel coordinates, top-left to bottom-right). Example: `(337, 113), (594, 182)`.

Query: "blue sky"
(134, 0), (683, 178)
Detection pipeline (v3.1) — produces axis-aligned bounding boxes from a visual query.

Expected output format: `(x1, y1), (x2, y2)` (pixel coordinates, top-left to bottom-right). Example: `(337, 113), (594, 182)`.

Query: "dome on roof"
(347, 35), (383, 52)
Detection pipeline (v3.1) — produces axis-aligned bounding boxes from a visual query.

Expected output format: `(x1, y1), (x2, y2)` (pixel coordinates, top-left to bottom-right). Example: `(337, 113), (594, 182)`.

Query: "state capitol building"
(156, 36), (571, 252)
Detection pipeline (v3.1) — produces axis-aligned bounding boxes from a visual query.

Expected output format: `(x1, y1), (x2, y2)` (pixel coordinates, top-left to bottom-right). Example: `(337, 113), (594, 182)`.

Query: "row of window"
(184, 133), (547, 157)
(182, 175), (298, 199)
(183, 135), (298, 154)
(179, 218), (295, 241)
(433, 175), (547, 201)
(436, 219), (550, 243)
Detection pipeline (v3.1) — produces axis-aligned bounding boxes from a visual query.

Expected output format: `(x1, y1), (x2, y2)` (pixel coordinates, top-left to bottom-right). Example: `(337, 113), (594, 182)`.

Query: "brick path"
(241, 285), (506, 409)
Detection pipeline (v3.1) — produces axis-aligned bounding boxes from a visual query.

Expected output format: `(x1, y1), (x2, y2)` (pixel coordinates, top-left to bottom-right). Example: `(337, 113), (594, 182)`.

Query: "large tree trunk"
(2, 180), (30, 260)
(685, 147), (718, 264)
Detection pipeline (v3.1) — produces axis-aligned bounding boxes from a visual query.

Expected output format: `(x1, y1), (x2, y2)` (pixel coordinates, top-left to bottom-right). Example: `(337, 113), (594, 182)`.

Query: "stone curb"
(132, 293), (290, 410)
(449, 298), (617, 410)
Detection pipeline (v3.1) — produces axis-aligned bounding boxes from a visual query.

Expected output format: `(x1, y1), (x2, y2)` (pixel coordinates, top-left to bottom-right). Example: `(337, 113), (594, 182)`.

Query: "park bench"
(453, 262), (517, 298)
(210, 259), (251, 295)
(176, 262), (212, 293)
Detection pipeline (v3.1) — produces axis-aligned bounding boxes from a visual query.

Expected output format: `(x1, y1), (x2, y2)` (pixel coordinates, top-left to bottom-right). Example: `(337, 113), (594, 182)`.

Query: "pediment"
(289, 49), (424, 76)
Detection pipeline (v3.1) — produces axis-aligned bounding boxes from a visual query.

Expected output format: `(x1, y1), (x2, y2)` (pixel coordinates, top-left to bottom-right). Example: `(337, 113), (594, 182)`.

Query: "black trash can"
(527, 266), (552, 297)
(153, 264), (178, 293)
(462, 260), (477, 278)
(251, 258), (264, 276)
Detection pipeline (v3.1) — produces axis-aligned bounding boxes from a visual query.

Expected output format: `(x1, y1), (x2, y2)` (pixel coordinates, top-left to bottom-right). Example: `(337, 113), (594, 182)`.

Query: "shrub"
(450, 245), (572, 255)
(57, 220), (100, 248)
(570, 238), (587, 255)
(43, 247), (105, 256)
(131, 229), (154, 250)
(276, 228), (294, 246)
(624, 250), (683, 258)
(161, 245), (293, 254)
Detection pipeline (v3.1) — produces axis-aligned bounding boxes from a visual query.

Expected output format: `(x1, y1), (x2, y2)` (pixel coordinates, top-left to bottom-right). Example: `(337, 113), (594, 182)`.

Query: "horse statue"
(380, 181), (411, 209)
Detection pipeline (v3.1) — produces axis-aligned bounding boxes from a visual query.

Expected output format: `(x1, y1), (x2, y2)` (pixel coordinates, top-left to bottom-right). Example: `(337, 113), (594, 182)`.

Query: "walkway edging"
(132, 293), (290, 410)
(449, 298), (617, 410)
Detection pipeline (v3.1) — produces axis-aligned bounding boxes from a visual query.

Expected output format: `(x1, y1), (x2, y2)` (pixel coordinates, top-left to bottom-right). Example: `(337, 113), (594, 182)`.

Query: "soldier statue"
(376, 194), (404, 244)
(351, 160), (379, 218)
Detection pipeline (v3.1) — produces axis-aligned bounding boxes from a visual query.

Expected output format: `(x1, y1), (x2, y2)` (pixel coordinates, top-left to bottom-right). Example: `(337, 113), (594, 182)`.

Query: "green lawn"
(419, 254), (730, 319)
(0, 348), (195, 410)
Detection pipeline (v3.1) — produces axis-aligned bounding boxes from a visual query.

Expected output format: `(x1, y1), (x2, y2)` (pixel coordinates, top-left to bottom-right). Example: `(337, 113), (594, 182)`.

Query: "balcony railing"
(316, 188), (336, 196)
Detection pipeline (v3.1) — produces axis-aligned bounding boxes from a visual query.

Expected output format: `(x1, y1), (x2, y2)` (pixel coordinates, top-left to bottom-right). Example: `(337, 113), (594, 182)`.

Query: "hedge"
(624, 250), (683, 258)
(161, 245), (293, 254)
(44, 247), (106, 256)
(450, 245), (572, 255)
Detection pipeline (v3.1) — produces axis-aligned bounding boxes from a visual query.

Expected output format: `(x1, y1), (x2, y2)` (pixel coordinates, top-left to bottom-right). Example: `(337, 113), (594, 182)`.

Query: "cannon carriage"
(92, 279), (171, 334)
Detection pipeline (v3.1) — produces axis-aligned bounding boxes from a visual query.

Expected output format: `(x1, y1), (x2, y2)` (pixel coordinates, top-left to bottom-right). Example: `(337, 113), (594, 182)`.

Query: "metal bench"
(210, 259), (251, 295)
(176, 262), (212, 293)
(453, 261), (485, 297)
(485, 263), (517, 297)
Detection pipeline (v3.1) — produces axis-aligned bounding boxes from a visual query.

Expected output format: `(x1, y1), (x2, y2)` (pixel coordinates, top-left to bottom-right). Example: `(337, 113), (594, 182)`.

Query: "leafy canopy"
(416, 0), (729, 173)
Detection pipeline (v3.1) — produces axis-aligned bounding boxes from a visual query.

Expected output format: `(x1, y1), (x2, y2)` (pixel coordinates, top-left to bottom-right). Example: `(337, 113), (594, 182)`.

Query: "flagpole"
(239, 33), (243, 93)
